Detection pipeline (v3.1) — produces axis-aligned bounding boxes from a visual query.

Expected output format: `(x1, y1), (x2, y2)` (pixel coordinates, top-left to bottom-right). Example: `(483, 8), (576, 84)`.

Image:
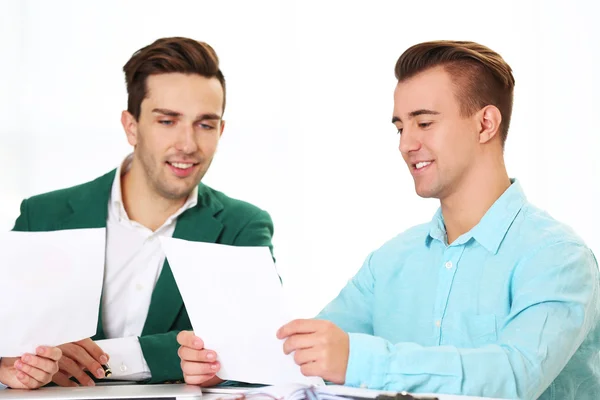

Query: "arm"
(231, 209), (275, 256)
(316, 252), (375, 334)
(12, 199), (30, 231)
(141, 209), (276, 384)
(95, 338), (151, 381)
(343, 242), (599, 399)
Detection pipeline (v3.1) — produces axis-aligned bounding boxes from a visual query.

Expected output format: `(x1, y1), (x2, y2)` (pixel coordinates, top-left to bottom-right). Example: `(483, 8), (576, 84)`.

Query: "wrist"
(0, 357), (11, 386)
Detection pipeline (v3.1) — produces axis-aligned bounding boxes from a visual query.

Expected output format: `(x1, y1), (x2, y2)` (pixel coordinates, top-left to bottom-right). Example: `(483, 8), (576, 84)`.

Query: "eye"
(396, 128), (403, 135)
(418, 122), (432, 129)
(199, 123), (215, 130)
(159, 120), (174, 126)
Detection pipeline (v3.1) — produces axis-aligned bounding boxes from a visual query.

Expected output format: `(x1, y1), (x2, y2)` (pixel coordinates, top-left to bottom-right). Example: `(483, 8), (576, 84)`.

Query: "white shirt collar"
(110, 154), (199, 225)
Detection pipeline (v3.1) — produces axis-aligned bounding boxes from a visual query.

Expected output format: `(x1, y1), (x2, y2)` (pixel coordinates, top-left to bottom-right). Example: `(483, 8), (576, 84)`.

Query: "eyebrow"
(391, 109), (440, 124)
(152, 108), (222, 121)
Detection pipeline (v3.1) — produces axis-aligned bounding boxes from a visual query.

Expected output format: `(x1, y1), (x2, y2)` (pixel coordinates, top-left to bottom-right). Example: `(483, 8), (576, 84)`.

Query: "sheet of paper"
(160, 238), (324, 386)
(0, 228), (106, 356)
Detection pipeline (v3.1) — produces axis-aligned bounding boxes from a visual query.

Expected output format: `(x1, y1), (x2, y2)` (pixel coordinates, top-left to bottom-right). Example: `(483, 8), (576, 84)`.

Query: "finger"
(177, 346), (217, 363)
(300, 361), (321, 377)
(75, 339), (109, 365)
(200, 376), (225, 388)
(277, 319), (320, 339)
(15, 360), (54, 385)
(184, 373), (217, 386)
(181, 360), (220, 376)
(52, 371), (78, 388)
(283, 333), (316, 355)
(59, 356), (95, 387)
(177, 331), (204, 349)
(36, 346), (62, 362)
(293, 348), (321, 366)
(60, 343), (104, 379)
(21, 353), (59, 375)
(16, 370), (44, 389)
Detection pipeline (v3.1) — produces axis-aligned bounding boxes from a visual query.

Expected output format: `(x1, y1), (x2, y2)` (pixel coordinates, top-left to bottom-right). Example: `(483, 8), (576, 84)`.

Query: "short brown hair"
(123, 37), (226, 120)
(395, 41), (515, 146)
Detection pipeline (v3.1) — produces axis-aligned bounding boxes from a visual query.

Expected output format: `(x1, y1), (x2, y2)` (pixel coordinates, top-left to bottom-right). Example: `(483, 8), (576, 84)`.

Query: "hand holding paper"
(161, 238), (323, 386)
(0, 229), (106, 357)
(0, 346), (62, 389)
(278, 319), (350, 384)
(177, 331), (224, 386)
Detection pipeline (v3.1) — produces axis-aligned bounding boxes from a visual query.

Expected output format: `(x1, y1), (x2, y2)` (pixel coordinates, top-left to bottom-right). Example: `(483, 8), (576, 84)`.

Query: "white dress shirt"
(96, 155), (198, 381)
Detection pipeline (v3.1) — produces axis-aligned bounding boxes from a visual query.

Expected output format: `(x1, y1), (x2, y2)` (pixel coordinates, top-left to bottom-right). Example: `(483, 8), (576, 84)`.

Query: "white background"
(1, 0), (598, 317)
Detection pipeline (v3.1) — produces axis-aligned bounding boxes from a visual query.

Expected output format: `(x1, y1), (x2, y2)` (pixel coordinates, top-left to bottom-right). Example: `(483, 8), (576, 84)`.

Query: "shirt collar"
(110, 154), (199, 223)
(426, 179), (526, 254)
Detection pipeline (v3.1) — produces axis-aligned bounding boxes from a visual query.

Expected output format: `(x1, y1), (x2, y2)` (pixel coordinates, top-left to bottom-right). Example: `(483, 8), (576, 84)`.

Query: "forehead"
(143, 73), (224, 115)
(393, 66), (458, 116)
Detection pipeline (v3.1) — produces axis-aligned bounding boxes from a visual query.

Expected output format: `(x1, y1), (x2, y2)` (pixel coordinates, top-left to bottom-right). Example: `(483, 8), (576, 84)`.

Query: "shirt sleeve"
(315, 252), (376, 334)
(95, 337), (151, 381)
(342, 242), (600, 399)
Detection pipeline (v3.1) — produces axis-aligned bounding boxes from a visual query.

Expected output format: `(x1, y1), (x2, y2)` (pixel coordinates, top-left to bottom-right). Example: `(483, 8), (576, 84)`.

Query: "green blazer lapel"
(55, 170), (116, 341)
(142, 184), (225, 335)
(57, 170), (116, 230)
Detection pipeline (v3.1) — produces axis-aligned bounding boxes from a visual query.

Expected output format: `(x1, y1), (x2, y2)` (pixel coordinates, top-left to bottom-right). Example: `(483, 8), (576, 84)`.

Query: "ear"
(219, 120), (226, 138)
(121, 110), (139, 146)
(478, 105), (502, 144)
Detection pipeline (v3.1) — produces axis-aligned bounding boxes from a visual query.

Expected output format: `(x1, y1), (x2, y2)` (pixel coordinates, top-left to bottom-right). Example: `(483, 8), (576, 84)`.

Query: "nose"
(175, 124), (199, 154)
(399, 126), (421, 155)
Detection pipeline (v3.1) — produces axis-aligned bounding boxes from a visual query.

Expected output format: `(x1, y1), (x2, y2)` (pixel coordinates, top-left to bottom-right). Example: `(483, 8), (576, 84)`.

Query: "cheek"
(141, 129), (171, 152)
(198, 134), (220, 153)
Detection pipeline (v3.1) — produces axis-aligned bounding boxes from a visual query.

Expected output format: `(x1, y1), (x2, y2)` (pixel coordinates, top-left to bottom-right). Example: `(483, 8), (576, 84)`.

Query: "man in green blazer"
(12, 37), (274, 386)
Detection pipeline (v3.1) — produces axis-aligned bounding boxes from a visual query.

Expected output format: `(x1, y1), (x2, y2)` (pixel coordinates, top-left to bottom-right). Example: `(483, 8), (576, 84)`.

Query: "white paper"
(160, 238), (324, 386)
(0, 228), (106, 356)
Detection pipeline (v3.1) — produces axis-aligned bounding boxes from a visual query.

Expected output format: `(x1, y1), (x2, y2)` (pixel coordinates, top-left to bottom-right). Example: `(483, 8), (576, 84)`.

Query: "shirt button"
(360, 383), (368, 389)
(136, 283), (144, 291)
(435, 320), (441, 327)
(445, 261), (453, 269)
(120, 363), (128, 372)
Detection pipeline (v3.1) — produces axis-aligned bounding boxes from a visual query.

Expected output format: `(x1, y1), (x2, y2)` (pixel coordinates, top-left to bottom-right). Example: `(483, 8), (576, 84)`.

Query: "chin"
(414, 183), (440, 199)
(158, 185), (196, 201)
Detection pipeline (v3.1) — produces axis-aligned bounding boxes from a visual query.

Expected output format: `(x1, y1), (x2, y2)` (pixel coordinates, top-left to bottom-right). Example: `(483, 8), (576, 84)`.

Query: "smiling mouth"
(413, 161), (433, 170)
(166, 161), (198, 169)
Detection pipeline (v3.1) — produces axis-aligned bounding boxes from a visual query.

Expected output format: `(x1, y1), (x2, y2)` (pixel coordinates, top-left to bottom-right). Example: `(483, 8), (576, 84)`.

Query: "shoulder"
(199, 184), (271, 223)
(23, 170), (116, 210)
(367, 222), (430, 268)
(509, 201), (590, 255)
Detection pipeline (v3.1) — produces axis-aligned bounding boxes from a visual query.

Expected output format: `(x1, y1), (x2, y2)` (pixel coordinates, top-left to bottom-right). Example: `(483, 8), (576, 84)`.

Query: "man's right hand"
(53, 339), (110, 387)
(177, 331), (223, 386)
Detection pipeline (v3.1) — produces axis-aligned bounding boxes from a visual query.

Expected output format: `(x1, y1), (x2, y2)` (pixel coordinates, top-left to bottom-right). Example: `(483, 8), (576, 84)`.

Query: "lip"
(166, 161), (198, 178)
(411, 160), (434, 175)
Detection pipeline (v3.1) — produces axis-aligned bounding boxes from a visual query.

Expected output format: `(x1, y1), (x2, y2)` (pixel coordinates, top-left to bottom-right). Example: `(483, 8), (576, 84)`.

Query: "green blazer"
(12, 169), (274, 383)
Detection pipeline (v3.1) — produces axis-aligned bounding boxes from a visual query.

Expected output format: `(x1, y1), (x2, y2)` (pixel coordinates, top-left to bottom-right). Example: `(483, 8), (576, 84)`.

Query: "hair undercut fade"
(395, 40), (515, 147)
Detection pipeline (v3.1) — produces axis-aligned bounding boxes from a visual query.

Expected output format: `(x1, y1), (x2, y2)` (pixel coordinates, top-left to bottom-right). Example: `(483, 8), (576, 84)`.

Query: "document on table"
(160, 238), (324, 387)
(0, 229), (106, 356)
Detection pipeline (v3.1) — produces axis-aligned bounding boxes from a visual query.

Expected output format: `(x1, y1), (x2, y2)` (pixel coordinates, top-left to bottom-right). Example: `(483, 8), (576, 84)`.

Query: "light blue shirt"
(317, 180), (600, 399)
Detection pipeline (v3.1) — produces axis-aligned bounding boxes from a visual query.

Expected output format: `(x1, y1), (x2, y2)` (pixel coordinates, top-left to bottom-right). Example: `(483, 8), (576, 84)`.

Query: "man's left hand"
(0, 346), (62, 389)
(277, 319), (349, 384)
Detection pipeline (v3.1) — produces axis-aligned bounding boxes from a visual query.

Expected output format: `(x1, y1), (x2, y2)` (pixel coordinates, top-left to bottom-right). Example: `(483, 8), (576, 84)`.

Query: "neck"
(441, 155), (510, 244)
(121, 159), (187, 232)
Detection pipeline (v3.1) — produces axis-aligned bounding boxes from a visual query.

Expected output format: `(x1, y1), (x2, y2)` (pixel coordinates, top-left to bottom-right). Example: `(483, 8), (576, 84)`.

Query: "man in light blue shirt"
(0, 346), (62, 390)
(176, 41), (599, 398)
(274, 41), (600, 399)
